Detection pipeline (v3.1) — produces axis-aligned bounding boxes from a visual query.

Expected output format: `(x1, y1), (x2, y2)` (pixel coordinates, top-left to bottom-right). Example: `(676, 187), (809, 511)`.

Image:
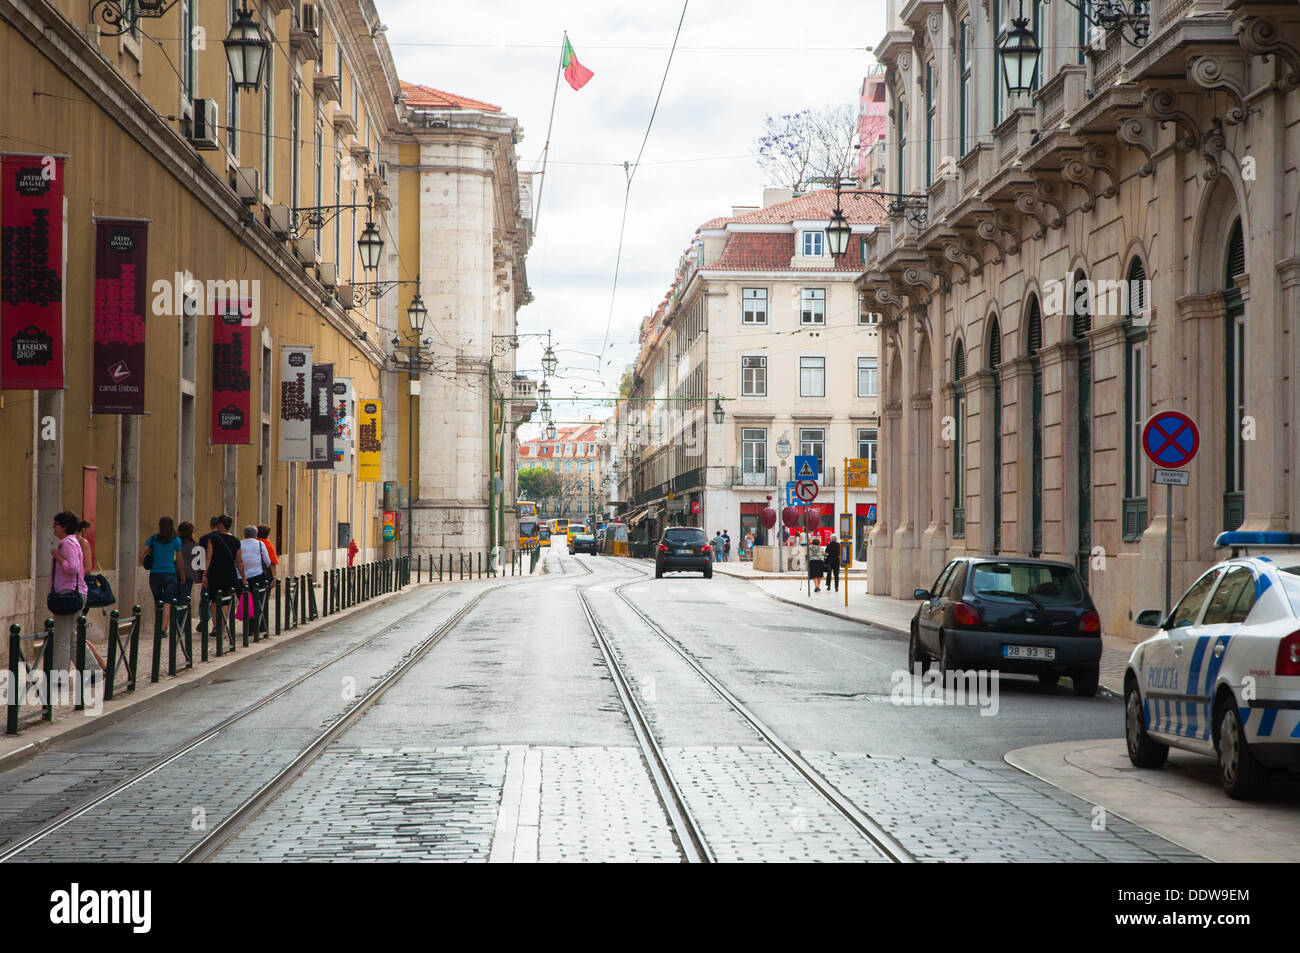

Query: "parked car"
(655, 527), (713, 578)
(1124, 532), (1300, 799)
(569, 533), (599, 556)
(909, 556), (1102, 696)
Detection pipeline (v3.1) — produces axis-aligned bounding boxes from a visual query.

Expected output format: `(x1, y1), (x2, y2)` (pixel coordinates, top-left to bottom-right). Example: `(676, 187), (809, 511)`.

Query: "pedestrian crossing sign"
(794, 455), (819, 481)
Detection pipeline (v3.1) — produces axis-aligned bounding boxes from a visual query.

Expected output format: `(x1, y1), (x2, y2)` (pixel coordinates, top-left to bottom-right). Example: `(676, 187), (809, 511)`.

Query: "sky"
(383, 0), (888, 437)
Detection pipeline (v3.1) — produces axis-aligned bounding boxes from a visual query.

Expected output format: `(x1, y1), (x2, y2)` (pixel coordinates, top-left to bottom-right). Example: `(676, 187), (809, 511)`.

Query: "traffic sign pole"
(1165, 482), (1172, 617)
(1142, 411), (1200, 619)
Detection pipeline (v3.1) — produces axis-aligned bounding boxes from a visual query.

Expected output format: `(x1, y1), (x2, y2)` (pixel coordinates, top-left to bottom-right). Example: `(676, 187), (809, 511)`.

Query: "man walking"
(711, 530), (725, 563)
(824, 534), (841, 592)
(722, 530), (731, 563)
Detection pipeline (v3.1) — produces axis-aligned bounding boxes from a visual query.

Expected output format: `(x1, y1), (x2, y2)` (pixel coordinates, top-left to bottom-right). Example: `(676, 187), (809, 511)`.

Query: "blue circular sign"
(1142, 411), (1199, 469)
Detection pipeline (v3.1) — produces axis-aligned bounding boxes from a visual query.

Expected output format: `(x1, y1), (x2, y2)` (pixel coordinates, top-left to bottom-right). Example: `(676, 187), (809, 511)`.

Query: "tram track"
(578, 557), (915, 864)
(0, 581), (499, 862)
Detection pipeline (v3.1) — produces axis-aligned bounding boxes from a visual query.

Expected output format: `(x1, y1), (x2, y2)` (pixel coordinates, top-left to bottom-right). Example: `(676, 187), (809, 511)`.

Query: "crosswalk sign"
(794, 455), (819, 481)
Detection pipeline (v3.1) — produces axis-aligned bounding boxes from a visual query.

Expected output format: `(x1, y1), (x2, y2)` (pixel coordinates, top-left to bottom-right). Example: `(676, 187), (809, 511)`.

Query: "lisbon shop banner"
(307, 362), (334, 469)
(331, 376), (354, 474)
(358, 399), (381, 482)
(92, 219), (148, 414)
(1, 155), (66, 389)
(279, 344), (312, 461)
(211, 299), (252, 445)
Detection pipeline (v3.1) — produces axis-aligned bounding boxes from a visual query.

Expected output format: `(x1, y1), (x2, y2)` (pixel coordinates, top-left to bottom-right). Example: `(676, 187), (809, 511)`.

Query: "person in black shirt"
(202, 514), (246, 599)
(824, 535), (841, 592)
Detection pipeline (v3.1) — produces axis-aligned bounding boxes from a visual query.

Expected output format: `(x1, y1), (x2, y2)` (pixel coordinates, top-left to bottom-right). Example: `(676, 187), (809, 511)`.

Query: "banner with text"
(307, 362), (334, 469)
(211, 299), (252, 445)
(331, 376), (354, 474)
(358, 399), (382, 482)
(92, 220), (148, 413)
(1, 155), (66, 389)
(278, 344), (312, 461)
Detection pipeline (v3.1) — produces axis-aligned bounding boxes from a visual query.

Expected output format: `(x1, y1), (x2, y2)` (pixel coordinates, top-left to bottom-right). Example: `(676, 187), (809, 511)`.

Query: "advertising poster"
(278, 345), (312, 461)
(211, 299), (252, 445)
(307, 363), (334, 469)
(91, 219), (148, 413)
(1, 155), (66, 389)
(358, 399), (382, 482)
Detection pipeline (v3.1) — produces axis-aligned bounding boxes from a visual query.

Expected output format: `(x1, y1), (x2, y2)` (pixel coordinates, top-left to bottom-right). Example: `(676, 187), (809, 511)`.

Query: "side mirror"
(913, 588), (931, 601)
(1135, 608), (1164, 628)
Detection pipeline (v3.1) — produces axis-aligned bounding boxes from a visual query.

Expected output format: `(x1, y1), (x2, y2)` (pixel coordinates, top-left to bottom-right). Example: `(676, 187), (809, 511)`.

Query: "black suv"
(909, 556), (1102, 696)
(655, 527), (713, 578)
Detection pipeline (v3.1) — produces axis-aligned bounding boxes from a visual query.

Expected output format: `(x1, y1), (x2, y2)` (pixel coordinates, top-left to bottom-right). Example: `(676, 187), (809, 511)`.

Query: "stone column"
(999, 356), (1033, 556)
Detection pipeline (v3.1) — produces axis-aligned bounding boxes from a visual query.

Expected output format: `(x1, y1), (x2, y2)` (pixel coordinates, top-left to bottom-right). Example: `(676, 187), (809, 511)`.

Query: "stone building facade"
(861, 0), (1300, 641)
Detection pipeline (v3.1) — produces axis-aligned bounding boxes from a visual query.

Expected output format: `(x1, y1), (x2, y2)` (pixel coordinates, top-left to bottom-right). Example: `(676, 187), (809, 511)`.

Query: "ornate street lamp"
(537, 381), (551, 403)
(826, 186), (852, 257)
(358, 211), (384, 272)
(542, 345), (558, 377)
(546, 422), (557, 441)
(406, 287), (427, 335)
(998, 3), (1042, 96)
(540, 402), (553, 425)
(712, 397), (725, 425)
(223, 7), (271, 92)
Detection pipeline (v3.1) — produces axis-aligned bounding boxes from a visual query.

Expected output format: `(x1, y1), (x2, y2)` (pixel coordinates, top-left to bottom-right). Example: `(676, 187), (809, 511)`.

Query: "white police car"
(1124, 532), (1300, 799)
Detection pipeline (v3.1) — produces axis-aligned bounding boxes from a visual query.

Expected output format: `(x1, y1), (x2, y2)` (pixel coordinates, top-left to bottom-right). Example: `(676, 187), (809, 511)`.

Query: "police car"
(1124, 532), (1300, 799)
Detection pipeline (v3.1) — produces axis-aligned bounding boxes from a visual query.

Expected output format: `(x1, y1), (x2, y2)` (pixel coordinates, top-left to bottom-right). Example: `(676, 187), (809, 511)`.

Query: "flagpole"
(532, 31), (567, 235)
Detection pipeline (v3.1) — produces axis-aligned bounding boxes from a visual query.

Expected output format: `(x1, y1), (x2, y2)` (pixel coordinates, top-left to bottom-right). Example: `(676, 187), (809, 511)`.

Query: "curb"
(0, 583), (419, 773)
(728, 576), (912, 637)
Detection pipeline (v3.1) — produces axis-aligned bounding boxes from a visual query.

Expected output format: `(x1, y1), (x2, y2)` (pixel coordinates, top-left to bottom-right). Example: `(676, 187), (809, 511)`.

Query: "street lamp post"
(391, 290), (430, 563)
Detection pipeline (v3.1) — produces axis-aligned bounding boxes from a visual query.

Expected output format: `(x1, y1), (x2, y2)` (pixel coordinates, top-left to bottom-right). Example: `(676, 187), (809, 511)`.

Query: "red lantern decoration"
(781, 505), (801, 530)
(803, 504), (822, 529)
(760, 506), (777, 530)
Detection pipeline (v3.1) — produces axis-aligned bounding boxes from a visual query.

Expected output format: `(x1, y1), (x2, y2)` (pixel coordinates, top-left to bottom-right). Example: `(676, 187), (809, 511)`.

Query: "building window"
(262, 52), (274, 198)
(896, 98), (907, 193)
(857, 428), (878, 485)
(859, 309), (880, 326)
(800, 288), (825, 325)
(1123, 258), (1149, 541)
(290, 86), (301, 207)
(742, 287), (768, 324)
(857, 357), (878, 398)
(314, 124), (323, 242)
(742, 428), (767, 475)
(799, 356), (825, 397)
(925, 61), (936, 187)
(334, 154), (342, 265)
(1224, 218), (1246, 531)
(741, 355), (767, 397)
(181, 0), (195, 101)
(799, 428), (825, 475)
(801, 231), (825, 257)
(960, 18), (971, 155)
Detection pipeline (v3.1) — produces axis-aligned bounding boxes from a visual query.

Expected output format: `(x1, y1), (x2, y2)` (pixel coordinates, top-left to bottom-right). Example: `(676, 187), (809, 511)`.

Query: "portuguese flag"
(562, 35), (594, 91)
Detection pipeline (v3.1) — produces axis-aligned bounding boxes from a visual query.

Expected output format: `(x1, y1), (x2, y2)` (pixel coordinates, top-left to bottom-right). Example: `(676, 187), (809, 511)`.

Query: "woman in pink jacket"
(50, 511), (88, 671)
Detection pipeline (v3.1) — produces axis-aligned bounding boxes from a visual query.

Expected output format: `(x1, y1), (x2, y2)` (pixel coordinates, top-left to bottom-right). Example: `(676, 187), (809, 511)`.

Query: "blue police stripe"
(1201, 635), (1231, 698)
(1257, 574), (1273, 597)
(1257, 708), (1278, 738)
(1184, 636), (1210, 736)
(1239, 707), (1251, 728)
(1290, 719), (1300, 739)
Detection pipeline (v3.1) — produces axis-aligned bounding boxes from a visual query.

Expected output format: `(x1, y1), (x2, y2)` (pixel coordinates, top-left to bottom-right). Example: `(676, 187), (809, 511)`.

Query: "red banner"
(1, 155), (65, 389)
(92, 220), (148, 413)
(211, 299), (252, 445)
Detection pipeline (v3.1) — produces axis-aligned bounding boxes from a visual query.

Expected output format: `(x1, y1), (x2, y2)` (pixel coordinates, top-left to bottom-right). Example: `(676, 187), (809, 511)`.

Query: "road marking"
(489, 745), (525, 863)
(514, 747), (542, 863)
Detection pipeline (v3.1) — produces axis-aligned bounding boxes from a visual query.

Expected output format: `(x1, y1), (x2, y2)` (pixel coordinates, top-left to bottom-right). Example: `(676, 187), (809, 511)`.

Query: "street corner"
(1005, 738), (1300, 863)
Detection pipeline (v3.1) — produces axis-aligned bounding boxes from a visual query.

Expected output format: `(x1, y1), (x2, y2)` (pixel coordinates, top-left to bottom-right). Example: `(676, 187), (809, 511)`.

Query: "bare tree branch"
(755, 105), (859, 192)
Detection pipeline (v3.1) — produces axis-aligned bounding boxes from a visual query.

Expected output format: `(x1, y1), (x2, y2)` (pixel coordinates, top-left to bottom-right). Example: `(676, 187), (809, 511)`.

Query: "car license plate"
(1003, 645), (1056, 660)
(676, 549), (692, 555)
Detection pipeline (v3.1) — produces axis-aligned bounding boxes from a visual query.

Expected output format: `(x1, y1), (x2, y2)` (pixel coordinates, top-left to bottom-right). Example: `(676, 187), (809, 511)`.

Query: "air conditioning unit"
(336, 283), (355, 309)
(267, 204), (292, 239)
(318, 262), (337, 289)
(233, 167), (260, 205)
(293, 235), (317, 264)
(377, 162), (388, 184)
(189, 98), (219, 150)
(301, 2), (318, 34)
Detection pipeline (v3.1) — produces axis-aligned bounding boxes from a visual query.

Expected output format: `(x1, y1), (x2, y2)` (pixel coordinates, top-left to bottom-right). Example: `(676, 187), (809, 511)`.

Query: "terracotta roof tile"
(400, 81), (501, 112)
(727, 189), (887, 226)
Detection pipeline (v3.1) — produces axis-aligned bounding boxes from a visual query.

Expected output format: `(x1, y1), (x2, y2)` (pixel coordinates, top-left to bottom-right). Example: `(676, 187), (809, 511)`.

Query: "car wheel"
(1215, 702), (1270, 800)
(1071, 667), (1100, 697)
(704, 566), (713, 579)
(1037, 673), (1060, 686)
(937, 633), (955, 677)
(907, 623), (931, 672)
(1125, 682), (1168, 769)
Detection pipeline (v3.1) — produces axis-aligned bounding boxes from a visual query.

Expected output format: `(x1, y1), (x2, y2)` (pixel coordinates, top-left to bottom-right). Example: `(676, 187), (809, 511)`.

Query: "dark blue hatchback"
(909, 557), (1103, 696)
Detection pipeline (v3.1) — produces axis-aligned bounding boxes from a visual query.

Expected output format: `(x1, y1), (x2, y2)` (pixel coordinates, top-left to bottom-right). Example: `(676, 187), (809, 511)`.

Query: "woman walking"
(175, 521), (201, 610)
(141, 517), (182, 627)
(256, 524), (279, 579)
(807, 535), (826, 593)
(48, 511), (88, 671)
(202, 515), (246, 612)
(239, 526), (272, 592)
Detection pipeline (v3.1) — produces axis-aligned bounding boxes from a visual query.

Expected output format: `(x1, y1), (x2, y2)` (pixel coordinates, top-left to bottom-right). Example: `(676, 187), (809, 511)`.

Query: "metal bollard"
(41, 620), (54, 723)
(198, 588), (210, 662)
(275, 578), (281, 636)
(214, 591), (225, 657)
(151, 601), (165, 683)
(7, 624), (20, 734)
(75, 615), (88, 711)
(129, 606), (141, 690)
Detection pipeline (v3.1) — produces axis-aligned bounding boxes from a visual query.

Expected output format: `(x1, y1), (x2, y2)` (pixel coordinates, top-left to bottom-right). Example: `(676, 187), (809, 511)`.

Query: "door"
(1175, 565), (1256, 744)
(1144, 568), (1222, 738)
(920, 560), (962, 654)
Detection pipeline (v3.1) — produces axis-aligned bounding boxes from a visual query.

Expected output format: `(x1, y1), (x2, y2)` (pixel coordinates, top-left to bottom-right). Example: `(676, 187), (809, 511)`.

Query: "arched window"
(988, 317), (1003, 553)
(1026, 297), (1043, 556)
(952, 339), (966, 539)
(1224, 219), (1246, 530)
(1072, 270), (1093, 580)
(1123, 258), (1149, 541)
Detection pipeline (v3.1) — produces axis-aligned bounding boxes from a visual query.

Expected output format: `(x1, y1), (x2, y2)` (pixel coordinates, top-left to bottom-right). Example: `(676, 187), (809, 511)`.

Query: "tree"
(517, 466), (560, 503)
(755, 104), (859, 192)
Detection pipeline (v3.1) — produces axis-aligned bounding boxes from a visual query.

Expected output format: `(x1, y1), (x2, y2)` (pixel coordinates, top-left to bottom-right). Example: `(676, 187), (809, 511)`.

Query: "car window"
(969, 562), (1084, 606)
(664, 528), (706, 544)
(931, 561), (959, 597)
(1201, 566), (1257, 625)
(1168, 569), (1222, 628)
(940, 563), (967, 600)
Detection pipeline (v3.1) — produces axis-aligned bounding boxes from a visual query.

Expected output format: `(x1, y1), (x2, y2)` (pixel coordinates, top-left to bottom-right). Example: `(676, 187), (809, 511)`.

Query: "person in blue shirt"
(141, 516), (183, 626)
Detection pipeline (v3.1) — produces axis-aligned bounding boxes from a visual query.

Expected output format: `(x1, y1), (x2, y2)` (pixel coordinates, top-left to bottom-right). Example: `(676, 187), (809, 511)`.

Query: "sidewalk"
(710, 558), (1135, 695)
(1007, 739), (1300, 862)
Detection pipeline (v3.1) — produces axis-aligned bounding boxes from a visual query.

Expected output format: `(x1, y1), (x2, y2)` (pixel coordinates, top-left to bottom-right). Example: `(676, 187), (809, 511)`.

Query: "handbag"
(47, 559), (83, 616)
(84, 573), (116, 608)
(234, 590), (255, 621)
(141, 536), (154, 571)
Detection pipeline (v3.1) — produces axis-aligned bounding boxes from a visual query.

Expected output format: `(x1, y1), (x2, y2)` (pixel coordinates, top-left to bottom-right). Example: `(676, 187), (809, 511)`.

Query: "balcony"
(289, 24), (321, 63)
(1087, 27), (1127, 96)
(1035, 65), (1086, 136)
(732, 466), (777, 488)
(994, 107), (1036, 169)
(510, 376), (537, 422)
(313, 74), (341, 105)
(333, 110), (357, 139)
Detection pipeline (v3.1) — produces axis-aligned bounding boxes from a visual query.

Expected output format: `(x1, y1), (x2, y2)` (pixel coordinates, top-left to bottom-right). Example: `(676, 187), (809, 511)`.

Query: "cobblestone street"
(0, 551), (1215, 862)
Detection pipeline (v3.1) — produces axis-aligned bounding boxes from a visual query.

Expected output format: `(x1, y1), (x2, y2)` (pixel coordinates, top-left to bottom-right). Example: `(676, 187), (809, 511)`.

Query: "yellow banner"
(847, 457), (872, 488)
(358, 398), (382, 482)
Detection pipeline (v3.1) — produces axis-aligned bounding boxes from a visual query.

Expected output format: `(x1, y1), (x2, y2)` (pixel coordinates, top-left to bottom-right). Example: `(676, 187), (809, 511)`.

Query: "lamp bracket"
(351, 279), (418, 308)
(91, 0), (183, 37)
(291, 204), (371, 239)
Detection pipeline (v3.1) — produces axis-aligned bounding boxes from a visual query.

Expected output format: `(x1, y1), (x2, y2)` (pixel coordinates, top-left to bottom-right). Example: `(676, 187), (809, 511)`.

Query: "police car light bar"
(1214, 532), (1300, 553)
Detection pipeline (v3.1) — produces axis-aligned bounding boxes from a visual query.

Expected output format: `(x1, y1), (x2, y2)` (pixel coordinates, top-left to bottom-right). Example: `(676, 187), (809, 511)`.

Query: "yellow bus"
(517, 501), (540, 549)
(549, 518), (569, 544)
